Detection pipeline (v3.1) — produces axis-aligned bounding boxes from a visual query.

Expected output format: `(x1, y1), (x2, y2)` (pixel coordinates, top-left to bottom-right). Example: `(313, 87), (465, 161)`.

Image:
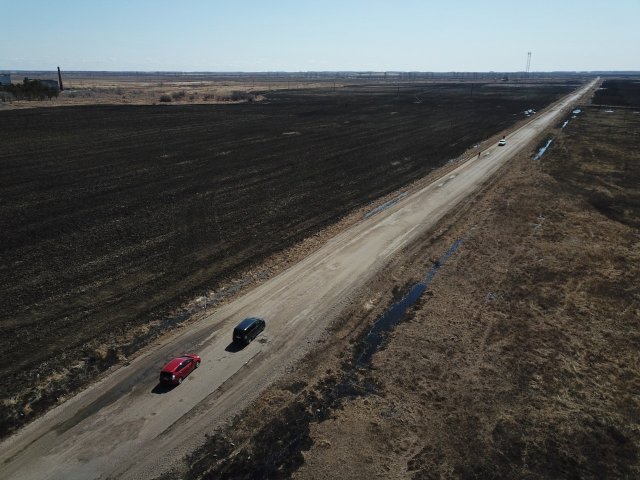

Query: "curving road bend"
(0, 79), (598, 480)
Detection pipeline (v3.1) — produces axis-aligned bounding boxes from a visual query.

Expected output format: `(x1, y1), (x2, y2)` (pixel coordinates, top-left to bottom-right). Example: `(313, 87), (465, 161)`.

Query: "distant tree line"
(0, 78), (59, 101)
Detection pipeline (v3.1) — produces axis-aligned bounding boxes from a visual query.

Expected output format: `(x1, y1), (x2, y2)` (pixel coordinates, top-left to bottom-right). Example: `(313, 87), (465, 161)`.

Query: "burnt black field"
(0, 81), (579, 436)
(592, 79), (640, 107)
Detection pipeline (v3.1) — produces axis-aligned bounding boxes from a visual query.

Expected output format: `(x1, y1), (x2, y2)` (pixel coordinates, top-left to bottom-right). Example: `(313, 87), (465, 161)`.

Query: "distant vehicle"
(498, 138), (507, 146)
(233, 317), (266, 345)
(159, 354), (201, 385)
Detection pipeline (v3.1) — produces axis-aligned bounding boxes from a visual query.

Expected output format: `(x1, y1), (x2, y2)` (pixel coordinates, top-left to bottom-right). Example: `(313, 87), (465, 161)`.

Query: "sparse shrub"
(171, 90), (186, 100)
(159, 94), (172, 103)
(230, 90), (249, 101)
(230, 90), (255, 102)
(212, 90), (256, 102)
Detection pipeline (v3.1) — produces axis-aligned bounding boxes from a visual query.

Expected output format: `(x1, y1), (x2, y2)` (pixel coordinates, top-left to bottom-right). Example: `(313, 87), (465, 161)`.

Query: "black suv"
(233, 317), (266, 345)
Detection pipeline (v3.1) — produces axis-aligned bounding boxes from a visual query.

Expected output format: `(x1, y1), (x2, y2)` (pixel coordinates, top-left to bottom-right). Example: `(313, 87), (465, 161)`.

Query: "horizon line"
(3, 69), (639, 75)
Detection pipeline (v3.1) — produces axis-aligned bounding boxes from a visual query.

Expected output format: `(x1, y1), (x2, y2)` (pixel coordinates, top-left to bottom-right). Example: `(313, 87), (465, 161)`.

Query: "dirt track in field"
(0, 80), (580, 438)
(0, 80), (597, 480)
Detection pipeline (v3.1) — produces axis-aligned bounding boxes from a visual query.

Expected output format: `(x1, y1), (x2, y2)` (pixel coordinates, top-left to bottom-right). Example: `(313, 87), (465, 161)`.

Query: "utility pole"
(57, 66), (64, 91)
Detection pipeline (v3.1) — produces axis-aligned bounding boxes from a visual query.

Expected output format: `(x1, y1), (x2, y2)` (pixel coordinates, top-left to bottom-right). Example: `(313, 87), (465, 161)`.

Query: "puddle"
(364, 192), (408, 219)
(561, 120), (569, 129)
(533, 138), (554, 161)
(355, 238), (462, 368)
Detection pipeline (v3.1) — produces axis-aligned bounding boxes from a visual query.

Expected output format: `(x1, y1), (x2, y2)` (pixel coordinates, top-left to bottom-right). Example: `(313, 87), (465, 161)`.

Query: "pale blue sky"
(3, 0), (638, 72)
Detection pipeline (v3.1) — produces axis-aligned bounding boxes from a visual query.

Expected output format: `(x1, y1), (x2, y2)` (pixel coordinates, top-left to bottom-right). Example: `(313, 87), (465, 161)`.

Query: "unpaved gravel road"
(0, 79), (597, 480)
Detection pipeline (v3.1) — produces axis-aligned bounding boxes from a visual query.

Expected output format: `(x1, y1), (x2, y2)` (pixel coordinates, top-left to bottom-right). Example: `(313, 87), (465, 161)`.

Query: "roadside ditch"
(175, 239), (465, 480)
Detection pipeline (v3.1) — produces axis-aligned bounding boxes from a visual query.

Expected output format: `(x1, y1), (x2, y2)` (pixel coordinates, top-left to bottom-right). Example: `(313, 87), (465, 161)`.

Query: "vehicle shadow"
(225, 342), (245, 353)
(151, 383), (176, 394)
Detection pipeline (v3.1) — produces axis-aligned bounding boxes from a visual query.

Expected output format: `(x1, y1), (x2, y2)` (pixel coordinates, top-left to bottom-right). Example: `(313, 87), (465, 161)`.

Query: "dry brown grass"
(293, 107), (640, 479)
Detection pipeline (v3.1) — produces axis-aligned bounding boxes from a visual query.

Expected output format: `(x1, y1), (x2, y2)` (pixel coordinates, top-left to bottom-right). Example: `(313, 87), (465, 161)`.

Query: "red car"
(159, 354), (201, 385)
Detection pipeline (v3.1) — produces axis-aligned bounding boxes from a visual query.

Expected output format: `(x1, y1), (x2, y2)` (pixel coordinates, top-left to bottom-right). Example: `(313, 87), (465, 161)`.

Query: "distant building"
(0, 74), (10, 86)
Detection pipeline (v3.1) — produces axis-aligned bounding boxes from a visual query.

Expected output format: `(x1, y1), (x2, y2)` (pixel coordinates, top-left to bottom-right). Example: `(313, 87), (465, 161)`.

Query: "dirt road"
(0, 79), (597, 480)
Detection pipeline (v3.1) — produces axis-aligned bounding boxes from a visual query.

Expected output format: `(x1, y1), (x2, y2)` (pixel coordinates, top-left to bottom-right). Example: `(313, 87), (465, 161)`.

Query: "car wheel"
(195, 361), (200, 368)
(178, 377), (183, 384)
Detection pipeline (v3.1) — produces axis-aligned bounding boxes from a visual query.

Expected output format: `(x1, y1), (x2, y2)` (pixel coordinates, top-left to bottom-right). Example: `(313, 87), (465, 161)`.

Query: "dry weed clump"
(0, 337), (136, 438)
(171, 90), (186, 101)
(202, 90), (256, 102)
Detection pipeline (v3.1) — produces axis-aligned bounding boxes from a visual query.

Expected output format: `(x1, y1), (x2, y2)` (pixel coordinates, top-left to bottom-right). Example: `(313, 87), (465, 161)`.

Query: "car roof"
(162, 356), (194, 371)
(235, 317), (263, 330)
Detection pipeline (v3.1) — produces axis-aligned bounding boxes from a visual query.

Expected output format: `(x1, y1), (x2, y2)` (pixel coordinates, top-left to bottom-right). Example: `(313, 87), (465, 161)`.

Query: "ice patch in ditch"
(533, 139), (554, 161)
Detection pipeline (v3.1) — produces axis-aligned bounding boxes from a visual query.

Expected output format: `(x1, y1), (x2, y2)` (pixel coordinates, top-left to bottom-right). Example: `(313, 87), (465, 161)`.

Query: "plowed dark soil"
(0, 81), (578, 438)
